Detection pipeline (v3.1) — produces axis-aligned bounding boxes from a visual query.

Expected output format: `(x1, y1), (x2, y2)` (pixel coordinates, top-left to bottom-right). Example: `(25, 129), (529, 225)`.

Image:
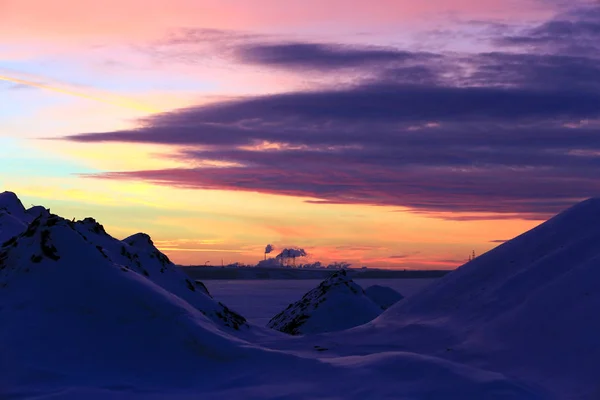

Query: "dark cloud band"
(65, 5), (600, 218)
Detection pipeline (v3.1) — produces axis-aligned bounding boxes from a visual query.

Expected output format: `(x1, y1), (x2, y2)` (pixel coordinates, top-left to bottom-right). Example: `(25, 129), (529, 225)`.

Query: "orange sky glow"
(2, 0), (581, 269)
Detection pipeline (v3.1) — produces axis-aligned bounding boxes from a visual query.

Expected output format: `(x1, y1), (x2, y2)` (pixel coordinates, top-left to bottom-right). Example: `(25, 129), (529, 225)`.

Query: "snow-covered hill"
(0, 191), (48, 244)
(364, 284), (404, 309)
(267, 270), (383, 334)
(1, 192), (580, 399)
(0, 206), (539, 399)
(331, 198), (600, 399)
(1, 213), (247, 332)
(0, 213), (251, 395)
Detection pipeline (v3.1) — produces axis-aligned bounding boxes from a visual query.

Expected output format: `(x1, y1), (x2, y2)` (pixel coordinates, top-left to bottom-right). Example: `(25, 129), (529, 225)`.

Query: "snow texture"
(0, 210), (536, 399)
(4, 192), (600, 399)
(267, 270), (383, 335)
(0, 191), (49, 244)
(335, 197), (600, 399)
(202, 278), (432, 326)
(0, 213), (247, 332)
(194, 280), (212, 297)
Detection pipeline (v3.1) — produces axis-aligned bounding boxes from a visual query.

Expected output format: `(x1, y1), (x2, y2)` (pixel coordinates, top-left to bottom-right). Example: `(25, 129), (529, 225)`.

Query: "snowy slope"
(0, 214), (247, 394)
(267, 270), (383, 334)
(0, 191), (48, 244)
(194, 280), (212, 297)
(364, 284), (404, 309)
(0, 212), (322, 398)
(70, 216), (246, 330)
(0, 194), (547, 399)
(0, 214), (540, 399)
(335, 198), (600, 399)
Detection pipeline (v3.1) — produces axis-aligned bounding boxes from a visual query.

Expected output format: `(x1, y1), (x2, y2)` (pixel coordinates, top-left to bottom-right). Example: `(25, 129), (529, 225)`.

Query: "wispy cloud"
(0, 74), (158, 113)
(235, 42), (437, 71)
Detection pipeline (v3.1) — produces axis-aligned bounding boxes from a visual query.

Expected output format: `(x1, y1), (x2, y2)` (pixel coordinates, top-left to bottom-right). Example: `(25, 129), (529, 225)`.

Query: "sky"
(1, 0), (600, 269)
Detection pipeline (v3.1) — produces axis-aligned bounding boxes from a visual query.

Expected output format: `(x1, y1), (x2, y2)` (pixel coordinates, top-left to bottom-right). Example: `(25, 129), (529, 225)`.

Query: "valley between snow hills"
(1, 191), (599, 400)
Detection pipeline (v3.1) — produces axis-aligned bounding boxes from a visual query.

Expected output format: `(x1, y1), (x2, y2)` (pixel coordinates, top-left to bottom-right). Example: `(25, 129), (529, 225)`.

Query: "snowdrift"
(0, 213), (263, 395)
(0, 211), (539, 399)
(0, 192), (567, 399)
(340, 198), (600, 399)
(268, 270), (383, 334)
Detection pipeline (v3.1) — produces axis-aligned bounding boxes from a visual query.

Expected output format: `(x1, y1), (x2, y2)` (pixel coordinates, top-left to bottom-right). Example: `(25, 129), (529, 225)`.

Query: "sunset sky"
(1, 0), (599, 268)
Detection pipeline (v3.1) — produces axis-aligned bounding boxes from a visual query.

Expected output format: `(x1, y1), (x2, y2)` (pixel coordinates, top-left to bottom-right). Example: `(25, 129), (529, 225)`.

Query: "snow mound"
(72, 217), (247, 330)
(364, 285), (404, 309)
(0, 191), (49, 244)
(0, 213), (261, 394)
(2, 214), (246, 331)
(26, 205), (49, 219)
(123, 232), (157, 250)
(0, 191), (26, 216)
(267, 270), (382, 335)
(347, 197), (600, 399)
(0, 193), (549, 399)
(0, 216), (539, 399)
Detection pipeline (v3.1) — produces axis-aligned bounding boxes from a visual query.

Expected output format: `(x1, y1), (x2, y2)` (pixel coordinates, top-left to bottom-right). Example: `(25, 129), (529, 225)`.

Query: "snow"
(0, 191), (48, 244)
(328, 197), (600, 399)
(0, 191), (26, 216)
(0, 214), (258, 397)
(184, 265), (449, 280)
(364, 285), (404, 309)
(0, 214), (534, 399)
(267, 270), (385, 335)
(194, 280), (212, 297)
(324, 352), (542, 399)
(69, 217), (248, 330)
(3, 192), (599, 399)
(203, 278), (434, 326)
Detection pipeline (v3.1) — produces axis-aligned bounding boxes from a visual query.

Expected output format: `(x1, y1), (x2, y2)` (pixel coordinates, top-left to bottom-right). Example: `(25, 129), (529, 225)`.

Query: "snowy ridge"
(0, 191), (27, 216)
(0, 191), (49, 244)
(0, 193), (547, 399)
(71, 215), (248, 330)
(194, 280), (212, 297)
(334, 197), (600, 399)
(0, 213), (537, 399)
(267, 270), (383, 334)
(1, 213), (247, 331)
(0, 213), (254, 394)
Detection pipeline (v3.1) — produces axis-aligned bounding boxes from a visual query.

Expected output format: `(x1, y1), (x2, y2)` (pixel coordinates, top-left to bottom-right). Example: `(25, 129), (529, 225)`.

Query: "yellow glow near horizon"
(0, 74), (159, 113)
(2, 171), (543, 268)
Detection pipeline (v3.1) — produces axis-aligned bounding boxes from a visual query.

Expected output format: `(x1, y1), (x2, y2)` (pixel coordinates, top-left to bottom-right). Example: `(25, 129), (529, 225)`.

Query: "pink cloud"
(1, 0), (554, 44)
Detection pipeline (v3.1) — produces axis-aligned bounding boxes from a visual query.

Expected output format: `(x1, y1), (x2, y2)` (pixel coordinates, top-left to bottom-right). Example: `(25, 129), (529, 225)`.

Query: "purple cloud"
(497, 5), (600, 56)
(64, 5), (600, 219)
(235, 42), (436, 71)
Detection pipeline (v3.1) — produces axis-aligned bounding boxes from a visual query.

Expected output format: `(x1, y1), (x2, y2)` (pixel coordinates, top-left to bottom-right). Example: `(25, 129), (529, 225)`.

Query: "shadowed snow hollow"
(267, 270), (383, 335)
